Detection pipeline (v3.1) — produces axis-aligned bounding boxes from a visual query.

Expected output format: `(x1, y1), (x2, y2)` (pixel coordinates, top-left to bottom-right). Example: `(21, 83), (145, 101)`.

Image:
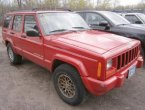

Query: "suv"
(77, 11), (145, 58)
(2, 11), (143, 105)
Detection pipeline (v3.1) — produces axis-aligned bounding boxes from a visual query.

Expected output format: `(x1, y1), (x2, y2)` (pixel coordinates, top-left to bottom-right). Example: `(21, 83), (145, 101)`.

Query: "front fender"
(51, 54), (89, 77)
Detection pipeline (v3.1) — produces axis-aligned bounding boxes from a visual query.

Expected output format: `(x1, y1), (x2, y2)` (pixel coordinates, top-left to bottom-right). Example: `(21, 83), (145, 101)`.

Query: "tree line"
(1, 0), (145, 18)
(1, 0), (145, 13)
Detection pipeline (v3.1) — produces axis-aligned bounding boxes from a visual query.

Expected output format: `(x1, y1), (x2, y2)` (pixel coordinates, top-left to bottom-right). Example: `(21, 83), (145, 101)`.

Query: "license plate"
(128, 65), (136, 79)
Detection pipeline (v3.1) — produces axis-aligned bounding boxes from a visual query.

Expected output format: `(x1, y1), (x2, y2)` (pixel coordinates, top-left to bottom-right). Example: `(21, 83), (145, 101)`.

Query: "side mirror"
(26, 29), (39, 37)
(135, 21), (142, 24)
(99, 21), (109, 27)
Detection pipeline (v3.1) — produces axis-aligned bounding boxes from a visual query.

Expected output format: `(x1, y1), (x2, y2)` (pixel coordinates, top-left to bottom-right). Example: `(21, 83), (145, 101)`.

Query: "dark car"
(77, 11), (145, 58)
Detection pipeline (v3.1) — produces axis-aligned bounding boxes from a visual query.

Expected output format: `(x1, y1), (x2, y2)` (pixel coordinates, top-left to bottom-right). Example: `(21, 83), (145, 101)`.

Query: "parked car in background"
(2, 10), (143, 105)
(122, 13), (145, 24)
(77, 11), (145, 58)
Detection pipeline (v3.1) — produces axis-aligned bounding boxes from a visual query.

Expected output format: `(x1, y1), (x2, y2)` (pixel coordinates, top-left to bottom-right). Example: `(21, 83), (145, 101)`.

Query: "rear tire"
(53, 64), (88, 106)
(7, 43), (22, 65)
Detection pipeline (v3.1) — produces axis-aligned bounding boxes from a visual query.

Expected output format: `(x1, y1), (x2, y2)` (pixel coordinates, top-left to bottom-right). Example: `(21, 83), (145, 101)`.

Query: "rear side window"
(13, 15), (23, 32)
(3, 16), (12, 28)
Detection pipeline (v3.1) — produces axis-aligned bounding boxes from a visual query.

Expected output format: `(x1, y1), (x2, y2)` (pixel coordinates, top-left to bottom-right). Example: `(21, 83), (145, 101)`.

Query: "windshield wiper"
(49, 29), (69, 33)
(72, 27), (89, 29)
(49, 29), (77, 34)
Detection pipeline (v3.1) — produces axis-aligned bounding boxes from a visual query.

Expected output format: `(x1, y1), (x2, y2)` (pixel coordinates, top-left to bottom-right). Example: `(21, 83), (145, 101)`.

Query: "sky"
(119, 0), (141, 6)
(91, 0), (142, 6)
(3, 0), (143, 6)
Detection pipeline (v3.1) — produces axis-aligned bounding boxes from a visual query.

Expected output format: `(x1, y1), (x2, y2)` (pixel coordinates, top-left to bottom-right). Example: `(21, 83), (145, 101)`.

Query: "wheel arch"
(5, 39), (17, 54)
(5, 40), (10, 46)
(51, 54), (89, 77)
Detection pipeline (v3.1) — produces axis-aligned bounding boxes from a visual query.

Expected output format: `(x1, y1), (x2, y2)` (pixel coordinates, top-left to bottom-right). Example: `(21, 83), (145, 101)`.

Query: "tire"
(53, 64), (88, 106)
(7, 43), (22, 64)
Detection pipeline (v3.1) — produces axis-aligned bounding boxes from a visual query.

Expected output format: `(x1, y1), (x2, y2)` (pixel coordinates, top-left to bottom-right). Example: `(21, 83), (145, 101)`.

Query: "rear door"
(2, 15), (13, 42)
(10, 15), (23, 54)
(21, 14), (44, 66)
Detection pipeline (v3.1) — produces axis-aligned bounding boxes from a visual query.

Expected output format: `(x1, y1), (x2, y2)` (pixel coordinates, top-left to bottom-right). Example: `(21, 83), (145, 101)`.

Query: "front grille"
(115, 46), (139, 70)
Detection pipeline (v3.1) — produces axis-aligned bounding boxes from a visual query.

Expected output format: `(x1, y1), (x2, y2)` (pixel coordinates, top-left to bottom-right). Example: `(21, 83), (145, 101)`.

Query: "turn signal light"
(97, 62), (102, 78)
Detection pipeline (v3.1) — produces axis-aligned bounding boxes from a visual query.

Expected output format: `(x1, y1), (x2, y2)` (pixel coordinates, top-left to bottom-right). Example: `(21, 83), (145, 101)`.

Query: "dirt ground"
(0, 27), (145, 110)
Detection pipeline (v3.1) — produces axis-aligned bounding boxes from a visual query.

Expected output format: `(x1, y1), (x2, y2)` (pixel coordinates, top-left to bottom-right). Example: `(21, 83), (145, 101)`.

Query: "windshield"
(38, 12), (90, 35)
(101, 12), (130, 25)
(138, 13), (145, 23)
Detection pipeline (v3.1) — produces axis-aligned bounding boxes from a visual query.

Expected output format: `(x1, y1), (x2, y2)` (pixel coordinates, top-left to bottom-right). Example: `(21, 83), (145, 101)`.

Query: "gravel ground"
(0, 27), (145, 110)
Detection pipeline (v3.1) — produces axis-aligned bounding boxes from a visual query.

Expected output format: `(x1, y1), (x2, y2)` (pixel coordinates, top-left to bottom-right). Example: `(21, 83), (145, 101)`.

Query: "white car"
(122, 13), (145, 24)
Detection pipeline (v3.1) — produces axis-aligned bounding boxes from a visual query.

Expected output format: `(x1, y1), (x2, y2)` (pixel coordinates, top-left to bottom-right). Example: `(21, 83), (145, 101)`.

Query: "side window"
(125, 15), (140, 24)
(86, 13), (107, 25)
(24, 15), (38, 33)
(13, 15), (22, 32)
(3, 16), (12, 28)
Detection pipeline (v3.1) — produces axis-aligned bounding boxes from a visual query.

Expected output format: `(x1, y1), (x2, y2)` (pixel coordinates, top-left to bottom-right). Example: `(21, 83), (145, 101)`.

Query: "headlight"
(107, 59), (113, 70)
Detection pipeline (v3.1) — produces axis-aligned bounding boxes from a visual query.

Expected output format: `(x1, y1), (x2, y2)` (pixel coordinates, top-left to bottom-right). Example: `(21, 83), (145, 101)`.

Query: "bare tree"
(96, 0), (111, 10)
(17, 0), (22, 8)
(113, 0), (120, 8)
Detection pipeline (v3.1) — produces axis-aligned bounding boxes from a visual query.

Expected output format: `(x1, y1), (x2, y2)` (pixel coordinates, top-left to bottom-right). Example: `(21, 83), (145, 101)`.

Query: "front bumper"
(82, 56), (143, 96)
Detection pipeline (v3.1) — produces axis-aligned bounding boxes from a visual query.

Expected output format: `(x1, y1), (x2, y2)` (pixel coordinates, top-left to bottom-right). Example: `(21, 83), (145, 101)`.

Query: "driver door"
(21, 15), (44, 66)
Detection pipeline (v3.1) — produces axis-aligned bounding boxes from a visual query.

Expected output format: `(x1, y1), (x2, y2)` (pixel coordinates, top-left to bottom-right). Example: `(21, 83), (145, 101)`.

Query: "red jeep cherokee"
(2, 11), (143, 105)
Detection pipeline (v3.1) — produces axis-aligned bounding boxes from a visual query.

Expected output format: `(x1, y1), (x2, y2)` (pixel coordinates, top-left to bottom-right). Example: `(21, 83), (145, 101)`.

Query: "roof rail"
(10, 8), (72, 12)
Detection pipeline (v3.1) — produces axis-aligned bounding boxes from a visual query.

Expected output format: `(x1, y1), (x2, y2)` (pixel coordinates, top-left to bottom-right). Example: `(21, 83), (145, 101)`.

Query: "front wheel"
(53, 64), (88, 106)
(7, 43), (22, 64)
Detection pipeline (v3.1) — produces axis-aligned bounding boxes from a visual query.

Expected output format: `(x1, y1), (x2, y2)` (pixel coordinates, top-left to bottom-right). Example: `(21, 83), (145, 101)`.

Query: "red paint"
(2, 11), (143, 96)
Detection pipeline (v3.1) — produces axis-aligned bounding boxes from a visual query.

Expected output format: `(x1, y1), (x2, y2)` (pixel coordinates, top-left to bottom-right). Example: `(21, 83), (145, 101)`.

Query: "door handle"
(21, 35), (27, 38)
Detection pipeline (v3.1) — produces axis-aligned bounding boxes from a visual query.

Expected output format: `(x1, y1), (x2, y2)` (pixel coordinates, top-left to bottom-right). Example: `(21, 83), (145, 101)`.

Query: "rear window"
(3, 15), (13, 28)
(12, 15), (23, 32)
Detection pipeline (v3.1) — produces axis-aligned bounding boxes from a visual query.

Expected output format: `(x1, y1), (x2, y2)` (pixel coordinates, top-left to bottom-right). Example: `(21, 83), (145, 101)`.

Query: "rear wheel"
(53, 64), (88, 106)
(7, 43), (22, 64)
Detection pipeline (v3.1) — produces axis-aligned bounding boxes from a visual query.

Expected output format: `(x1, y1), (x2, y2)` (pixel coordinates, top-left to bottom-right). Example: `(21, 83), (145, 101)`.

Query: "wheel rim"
(57, 73), (76, 98)
(8, 46), (14, 62)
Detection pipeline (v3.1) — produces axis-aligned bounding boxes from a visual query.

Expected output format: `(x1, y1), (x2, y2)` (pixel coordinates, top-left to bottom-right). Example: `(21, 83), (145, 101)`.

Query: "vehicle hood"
(48, 30), (133, 54)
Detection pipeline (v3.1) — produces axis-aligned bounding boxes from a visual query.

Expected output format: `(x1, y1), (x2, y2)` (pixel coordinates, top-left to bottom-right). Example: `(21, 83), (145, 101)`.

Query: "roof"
(124, 13), (143, 15)
(76, 10), (113, 14)
(6, 10), (71, 15)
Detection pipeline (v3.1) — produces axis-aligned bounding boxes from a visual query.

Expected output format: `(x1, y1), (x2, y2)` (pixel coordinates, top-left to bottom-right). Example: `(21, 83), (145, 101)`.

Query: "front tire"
(7, 43), (22, 64)
(53, 64), (88, 106)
